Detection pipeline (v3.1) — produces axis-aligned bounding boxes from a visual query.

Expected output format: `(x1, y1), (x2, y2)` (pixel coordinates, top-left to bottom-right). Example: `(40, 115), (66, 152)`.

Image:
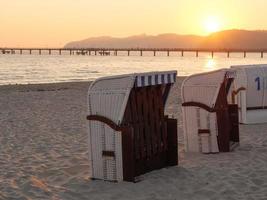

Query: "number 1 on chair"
(255, 76), (267, 90)
(255, 77), (261, 91)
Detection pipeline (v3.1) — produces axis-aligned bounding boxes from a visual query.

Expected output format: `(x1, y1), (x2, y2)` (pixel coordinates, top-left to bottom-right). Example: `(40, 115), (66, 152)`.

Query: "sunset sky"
(1, 0), (267, 47)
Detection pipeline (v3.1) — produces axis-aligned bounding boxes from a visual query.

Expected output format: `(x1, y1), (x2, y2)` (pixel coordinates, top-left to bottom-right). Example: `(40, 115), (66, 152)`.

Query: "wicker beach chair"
(87, 71), (178, 182)
(182, 69), (239, 153)
(231, 64), (267, 124)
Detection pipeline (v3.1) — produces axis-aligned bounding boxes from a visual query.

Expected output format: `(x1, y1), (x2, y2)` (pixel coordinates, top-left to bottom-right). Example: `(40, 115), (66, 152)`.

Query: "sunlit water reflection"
(0, 52), (267, 85)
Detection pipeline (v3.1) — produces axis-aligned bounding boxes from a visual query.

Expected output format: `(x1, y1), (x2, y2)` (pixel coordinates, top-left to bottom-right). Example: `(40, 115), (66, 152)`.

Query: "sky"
(1, 0), (267, 47)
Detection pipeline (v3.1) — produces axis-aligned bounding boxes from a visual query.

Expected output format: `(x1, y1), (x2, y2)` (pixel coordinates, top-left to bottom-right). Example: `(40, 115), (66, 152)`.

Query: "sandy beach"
(1, 77), (267, 200)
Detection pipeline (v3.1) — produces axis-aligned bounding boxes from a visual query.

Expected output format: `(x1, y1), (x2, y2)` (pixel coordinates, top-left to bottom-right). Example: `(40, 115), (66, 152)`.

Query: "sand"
(1, 77), (267, 200)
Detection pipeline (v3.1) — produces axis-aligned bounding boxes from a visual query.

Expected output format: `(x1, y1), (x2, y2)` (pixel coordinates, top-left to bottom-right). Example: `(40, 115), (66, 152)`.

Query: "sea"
(1, 51), (267, 85)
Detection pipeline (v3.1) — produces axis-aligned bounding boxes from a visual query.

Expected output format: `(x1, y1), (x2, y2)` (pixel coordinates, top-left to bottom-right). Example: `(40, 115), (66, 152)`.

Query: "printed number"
(255, 77), (267, 91)
(255, 77), (260, 91)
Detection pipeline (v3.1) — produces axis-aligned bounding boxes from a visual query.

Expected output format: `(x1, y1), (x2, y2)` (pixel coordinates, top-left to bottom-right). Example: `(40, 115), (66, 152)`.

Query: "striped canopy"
(135, 71), (177, 87)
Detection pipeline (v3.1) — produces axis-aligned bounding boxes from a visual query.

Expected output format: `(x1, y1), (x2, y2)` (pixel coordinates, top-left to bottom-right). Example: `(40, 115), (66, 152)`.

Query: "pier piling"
(1, 47), (267, 58)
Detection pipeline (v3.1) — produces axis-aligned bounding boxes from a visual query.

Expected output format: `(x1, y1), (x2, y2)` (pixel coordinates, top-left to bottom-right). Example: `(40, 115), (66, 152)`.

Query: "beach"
(1, 77), (267, 200)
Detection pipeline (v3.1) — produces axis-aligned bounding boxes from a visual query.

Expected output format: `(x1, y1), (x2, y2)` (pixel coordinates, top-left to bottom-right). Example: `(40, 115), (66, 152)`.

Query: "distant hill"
(64, 30), (267, 50)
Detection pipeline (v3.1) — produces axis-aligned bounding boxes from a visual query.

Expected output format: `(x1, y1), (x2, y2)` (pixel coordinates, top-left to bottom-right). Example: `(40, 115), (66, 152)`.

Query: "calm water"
(1, 51), (267, 85)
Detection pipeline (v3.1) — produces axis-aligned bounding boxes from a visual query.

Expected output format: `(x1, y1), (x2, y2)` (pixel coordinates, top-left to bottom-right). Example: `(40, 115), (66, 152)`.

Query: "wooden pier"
(1, 47), (267, 58)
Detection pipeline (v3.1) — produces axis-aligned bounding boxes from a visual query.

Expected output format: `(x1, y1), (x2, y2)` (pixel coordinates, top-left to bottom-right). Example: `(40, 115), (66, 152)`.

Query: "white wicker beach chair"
(231, 64), (267, 124)
(182, 69), (239, 153)
(87, 71), (178, 182)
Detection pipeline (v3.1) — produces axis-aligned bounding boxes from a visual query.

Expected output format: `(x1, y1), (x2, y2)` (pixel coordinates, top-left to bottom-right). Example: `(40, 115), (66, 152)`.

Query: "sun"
(204, 16), (221, 34)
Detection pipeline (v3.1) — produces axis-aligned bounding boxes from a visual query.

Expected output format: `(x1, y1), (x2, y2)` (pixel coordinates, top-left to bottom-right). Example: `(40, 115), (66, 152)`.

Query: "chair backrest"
(88, 71), (177, 125)
(231, 64), (267, 124)
(231, 64), (267, 109)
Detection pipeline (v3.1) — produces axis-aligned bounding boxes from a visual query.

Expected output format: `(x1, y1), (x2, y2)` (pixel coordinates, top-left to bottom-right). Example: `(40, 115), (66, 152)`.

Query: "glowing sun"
(204, 16), (221, 34)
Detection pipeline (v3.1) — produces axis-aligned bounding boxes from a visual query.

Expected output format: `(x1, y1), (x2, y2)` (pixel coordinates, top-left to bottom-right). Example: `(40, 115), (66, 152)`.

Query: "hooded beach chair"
(181, 69), (239, 153)
(87, 71), (178, 182)
(231, 64), (267, 124)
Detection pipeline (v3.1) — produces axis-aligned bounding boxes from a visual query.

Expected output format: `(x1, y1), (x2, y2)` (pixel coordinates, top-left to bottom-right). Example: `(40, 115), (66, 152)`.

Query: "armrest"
(198, 129), (211, 135)
(231, 87), (246, 104)
(87, 115), (128, 131)
(182, 101), (216, 113)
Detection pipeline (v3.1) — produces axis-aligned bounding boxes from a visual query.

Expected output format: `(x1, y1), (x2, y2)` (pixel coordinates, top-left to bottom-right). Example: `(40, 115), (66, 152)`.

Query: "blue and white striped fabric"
(135, 71), (177, 87)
